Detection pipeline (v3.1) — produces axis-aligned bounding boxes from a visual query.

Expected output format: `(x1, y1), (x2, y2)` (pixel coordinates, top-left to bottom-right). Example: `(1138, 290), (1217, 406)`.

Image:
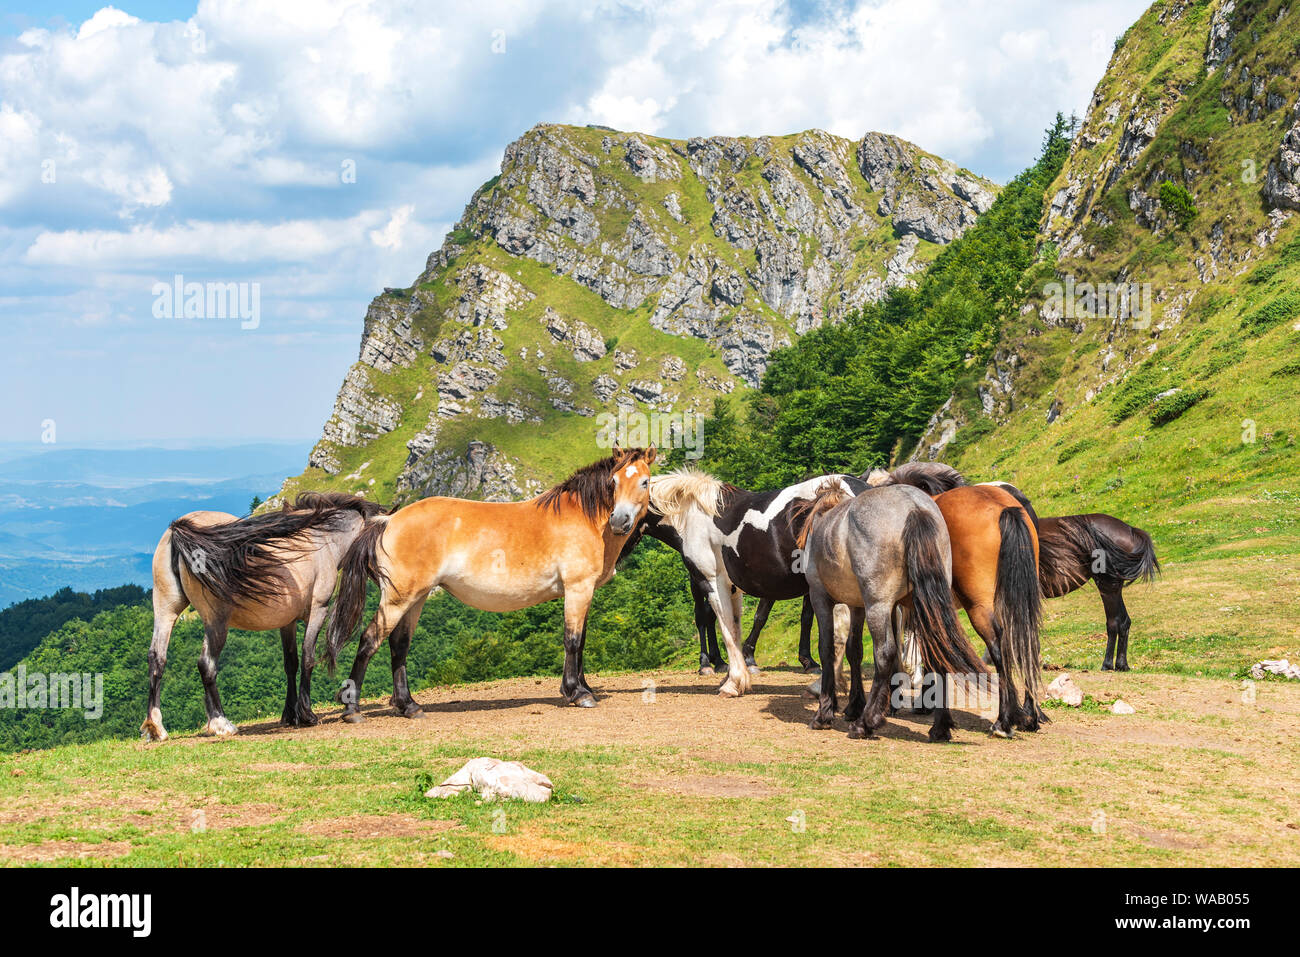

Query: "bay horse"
(646, 469), (867, 697)
(141, 492), (387, 741)
(323, 447), (656, 717)
(875, 463), (1159, 672)
(796, 482), (989, 741)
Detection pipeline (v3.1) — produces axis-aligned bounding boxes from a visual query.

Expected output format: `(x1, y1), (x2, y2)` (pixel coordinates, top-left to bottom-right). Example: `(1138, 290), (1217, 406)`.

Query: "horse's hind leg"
(341, 593), (413, 723)
(808, 588), (839, 730)
(198, 618), (236, 736)
(1098, 579), (1131, 671)
(797, 596), (819, 673)
(389, 603), (427, 719)
(279, 623), (299, 726)
(691, 580), (721, 675)
(842, 608), (866, 724)
(967, 604), (1020, 738)
(142, 576), (187, 742)
(851, 603), (896, 739)
(295, 603), (327, 726)
(741, 596), (775, 674)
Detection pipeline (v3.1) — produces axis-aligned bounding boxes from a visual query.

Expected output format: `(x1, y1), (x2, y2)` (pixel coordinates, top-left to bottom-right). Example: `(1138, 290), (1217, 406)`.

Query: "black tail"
(902, 508), (988, 678)
(167, 505), (351, 608)
(324, 518), (390, 676)
(1090, 519), (1160, 584)
(994, 506), (1043, 703)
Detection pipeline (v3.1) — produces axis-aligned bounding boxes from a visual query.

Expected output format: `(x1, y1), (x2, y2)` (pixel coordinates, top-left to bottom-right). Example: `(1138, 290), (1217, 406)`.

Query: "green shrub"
(1057, 437), (1099, 464)
(1158, 180), (1197, 229)
(1150, 388), (1210, 426)
(1241, 291), (1300, 334)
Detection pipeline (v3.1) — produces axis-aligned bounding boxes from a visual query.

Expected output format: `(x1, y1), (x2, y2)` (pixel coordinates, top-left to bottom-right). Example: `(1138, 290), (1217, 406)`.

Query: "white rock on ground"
(425, 758), (554, 803)
(1111, 699), (1136, 715)
(1046, 673), (1084, 707)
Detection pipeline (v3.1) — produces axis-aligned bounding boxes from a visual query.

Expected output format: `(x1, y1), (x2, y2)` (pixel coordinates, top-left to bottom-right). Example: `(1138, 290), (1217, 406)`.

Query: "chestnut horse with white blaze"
(324, 447), (656, 718)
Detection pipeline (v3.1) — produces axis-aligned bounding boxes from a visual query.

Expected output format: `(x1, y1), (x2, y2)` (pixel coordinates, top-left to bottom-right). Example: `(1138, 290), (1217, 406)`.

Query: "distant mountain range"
(0, 443), (312, 606)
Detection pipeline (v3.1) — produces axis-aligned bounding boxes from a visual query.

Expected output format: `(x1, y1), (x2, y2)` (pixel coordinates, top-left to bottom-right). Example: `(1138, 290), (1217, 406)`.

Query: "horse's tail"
(167, 505), (339, 608)
(902, 509), (988, 678)
(994, 506), (1043, 704)
(324, 517), (390, 676)
(1090, 517), (1160, 584)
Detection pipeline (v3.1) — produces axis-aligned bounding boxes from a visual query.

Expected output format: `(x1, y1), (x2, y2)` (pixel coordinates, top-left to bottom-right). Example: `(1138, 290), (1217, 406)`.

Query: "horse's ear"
(645, 445), (657, 464)
(612, 444), (624, 459)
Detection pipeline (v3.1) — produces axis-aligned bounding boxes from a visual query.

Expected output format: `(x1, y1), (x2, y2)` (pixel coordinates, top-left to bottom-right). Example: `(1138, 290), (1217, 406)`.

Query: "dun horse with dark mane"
(324, 447), (656, 717)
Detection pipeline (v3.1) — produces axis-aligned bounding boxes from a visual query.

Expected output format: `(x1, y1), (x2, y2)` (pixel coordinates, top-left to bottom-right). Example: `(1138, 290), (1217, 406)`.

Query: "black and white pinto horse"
(644, 470), (871, 695)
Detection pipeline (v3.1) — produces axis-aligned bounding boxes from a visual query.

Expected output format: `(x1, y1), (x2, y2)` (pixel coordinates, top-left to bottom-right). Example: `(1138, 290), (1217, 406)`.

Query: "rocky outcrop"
(297, 121), (996, 501)
(1264, 101), (1300, 212)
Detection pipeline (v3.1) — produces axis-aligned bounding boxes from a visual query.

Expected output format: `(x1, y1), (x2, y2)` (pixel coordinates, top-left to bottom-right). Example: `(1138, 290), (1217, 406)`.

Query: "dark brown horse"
(1037, 514), (1159, 670)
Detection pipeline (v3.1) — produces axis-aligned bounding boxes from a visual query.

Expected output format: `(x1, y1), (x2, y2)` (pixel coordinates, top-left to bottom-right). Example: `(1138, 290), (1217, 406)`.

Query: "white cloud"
(23, 209), (399, 266)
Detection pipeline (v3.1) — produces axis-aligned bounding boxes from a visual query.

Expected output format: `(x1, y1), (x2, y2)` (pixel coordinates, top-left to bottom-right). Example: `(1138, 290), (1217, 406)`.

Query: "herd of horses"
(140, 447), (1158, 745)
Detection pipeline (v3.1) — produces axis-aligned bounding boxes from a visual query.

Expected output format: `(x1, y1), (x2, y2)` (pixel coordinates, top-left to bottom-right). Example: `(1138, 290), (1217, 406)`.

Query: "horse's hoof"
(205, 717), (237, 737)
(990, 725), (1013, 739)
(140, 721), (168, 743)
(572, 694), (597, 708)
(808, 717), (833, 731)
(928, 727), (953, 743)
(297, 709), (320, 727)
(799, 659), (820, 674)
(342, 711), (366, 724)
(698, 665), (716, 677)
(717, 676), (746, 698)
(847, 725), (876, 740)
(746, 663), (761, 675)
(402, 706), (426, 719)
(1116, 663), (1130, 672)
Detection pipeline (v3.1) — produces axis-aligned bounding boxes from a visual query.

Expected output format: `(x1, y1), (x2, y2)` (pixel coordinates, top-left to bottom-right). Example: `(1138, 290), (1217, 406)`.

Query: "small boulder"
(1111, 699), (1136, 715)
(1046, 673), (1084, 707)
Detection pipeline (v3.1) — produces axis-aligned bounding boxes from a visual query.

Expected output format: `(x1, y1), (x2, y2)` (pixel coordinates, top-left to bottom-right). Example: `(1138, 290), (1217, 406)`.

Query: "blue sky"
(0, 0), (1151, 445)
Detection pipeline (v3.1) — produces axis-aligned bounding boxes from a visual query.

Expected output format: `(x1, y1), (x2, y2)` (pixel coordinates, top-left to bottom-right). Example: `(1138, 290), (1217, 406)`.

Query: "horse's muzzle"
(609, 506), (637, 535)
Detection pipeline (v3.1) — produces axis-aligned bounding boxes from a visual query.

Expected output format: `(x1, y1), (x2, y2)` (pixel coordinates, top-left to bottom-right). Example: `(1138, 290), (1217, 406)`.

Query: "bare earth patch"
(297, 814), (461, 839)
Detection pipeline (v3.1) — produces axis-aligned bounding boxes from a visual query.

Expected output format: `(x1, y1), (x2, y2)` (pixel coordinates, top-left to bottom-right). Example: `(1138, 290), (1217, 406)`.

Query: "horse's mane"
(287, 490), (388, 519)
(648, 467), (738, 520)
(865, 461), (968, 496)
(792, 479), (853, 548)
(536, 448), (654, 523)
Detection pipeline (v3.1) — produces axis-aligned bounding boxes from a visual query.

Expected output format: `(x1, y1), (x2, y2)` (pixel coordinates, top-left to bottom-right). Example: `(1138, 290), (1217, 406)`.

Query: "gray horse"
(141, 492), (386, 741)
(797, 482), (989, 742)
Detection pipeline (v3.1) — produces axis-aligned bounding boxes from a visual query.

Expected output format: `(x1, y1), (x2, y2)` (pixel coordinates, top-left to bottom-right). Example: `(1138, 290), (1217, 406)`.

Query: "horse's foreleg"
(797, 596), (819, 672)
(389, 605), (425, 719)
(740, 596), (775, 674)
(707, 577), (751, 698)
(561, 584), (597, 707)
(691, 580), (720, 675)
(198, 618), (236, 736)
(295, 604), (327, 726)
(279, 623), (299, 726)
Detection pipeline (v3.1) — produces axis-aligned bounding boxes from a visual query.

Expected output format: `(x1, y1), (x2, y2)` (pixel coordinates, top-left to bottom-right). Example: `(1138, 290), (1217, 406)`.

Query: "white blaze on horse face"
(610, 460), (651, 534)
(720, 475), (856, 552)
